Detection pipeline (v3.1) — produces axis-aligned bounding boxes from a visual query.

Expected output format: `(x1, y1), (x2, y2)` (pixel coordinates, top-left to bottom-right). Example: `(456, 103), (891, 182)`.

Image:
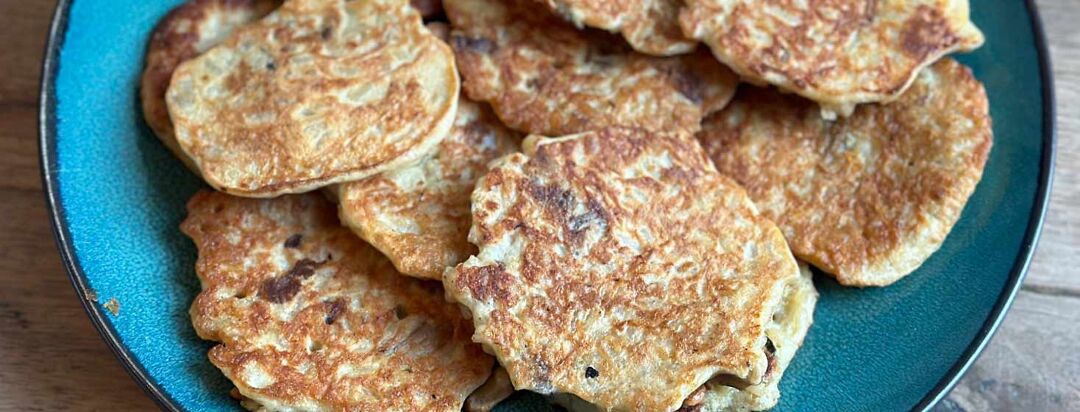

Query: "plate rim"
(910, 2), (1057, 410)
(36, 1), (1058, 411)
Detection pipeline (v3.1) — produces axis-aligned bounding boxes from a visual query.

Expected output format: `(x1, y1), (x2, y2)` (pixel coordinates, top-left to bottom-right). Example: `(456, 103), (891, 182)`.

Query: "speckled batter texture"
(537, 0), (695, 56)
(140, 0), (280, 173)
(337, 97), (520, 279)
(444, 128), (801, 412)
(183, 191), (493, 411)
(167, 0), (458, 196)
(445, 0), (737, 136)
(699, 59), (992, 286)
(681, 0), (984, 117)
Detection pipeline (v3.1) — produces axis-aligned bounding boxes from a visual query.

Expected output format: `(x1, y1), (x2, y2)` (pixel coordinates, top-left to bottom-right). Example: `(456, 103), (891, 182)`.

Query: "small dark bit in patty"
(284, 234), (303, 248)
(325, 298), (346, 325)
(585, 366), (599, 379)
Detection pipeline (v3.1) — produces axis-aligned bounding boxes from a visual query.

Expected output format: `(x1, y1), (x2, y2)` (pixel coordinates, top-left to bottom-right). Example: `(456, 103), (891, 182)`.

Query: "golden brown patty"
(537, 0), (695, 56)
(444, 127), (800, 412)
(337, 97), (520, 279)
(167, 0), (458, 197)
(183, 190), (493, 411)
(140, 0), (279, 172)
(680, 0), (984, 117)
(445, 0), (737, 136)
(698, 59), (992, 286)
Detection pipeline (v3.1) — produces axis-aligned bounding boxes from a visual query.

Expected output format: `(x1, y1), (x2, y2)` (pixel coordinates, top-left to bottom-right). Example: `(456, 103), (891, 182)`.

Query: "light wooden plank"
(1023, 0), (1080, 292)
(936, 291), (1080, 411)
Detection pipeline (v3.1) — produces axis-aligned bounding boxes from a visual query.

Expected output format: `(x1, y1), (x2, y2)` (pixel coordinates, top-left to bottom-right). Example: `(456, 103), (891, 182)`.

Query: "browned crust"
(337, 97), (521, 279)
(444, 127), (799, 412)
(537, 0), (696, 56)
(680, 0), (985, 116)
(445, 0), (737, 136)
(167, 0), (459, 197)
(140, 0), (279, 172)
(698, 59), (992, 286)
(182, 191), (494, 410)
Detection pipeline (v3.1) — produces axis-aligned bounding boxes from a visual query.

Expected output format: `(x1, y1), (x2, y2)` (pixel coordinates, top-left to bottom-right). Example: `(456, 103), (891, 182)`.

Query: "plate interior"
(45, 0), (1050, 410)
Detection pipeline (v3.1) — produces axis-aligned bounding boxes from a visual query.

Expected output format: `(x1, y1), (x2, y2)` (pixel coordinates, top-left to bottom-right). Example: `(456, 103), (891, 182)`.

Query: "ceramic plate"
(40, 0), (1055, 410)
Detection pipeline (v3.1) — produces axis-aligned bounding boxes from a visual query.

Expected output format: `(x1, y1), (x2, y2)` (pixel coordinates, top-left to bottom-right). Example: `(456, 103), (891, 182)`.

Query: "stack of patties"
(444, 0), (738, 136)
(437, 0), (820, 410)
(438, 0), (989, 409)
(141, 0), (992, 410)
(163, 0), (459, 196)
(515, 0), (991, 288)
(182, 191), (494, 410)
(144, 0), (506, 410)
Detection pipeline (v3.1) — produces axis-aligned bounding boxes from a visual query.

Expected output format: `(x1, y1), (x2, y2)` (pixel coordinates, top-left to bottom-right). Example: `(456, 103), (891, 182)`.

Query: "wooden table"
(0, 0), (1075, 410)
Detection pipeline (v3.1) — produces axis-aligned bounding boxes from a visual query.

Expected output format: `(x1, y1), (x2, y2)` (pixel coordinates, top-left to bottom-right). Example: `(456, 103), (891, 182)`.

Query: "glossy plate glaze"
(39, 1), (1055, 411)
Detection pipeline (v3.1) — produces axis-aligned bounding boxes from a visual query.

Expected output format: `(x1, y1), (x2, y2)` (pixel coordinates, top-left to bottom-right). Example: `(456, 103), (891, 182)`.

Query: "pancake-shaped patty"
(536, 0), (695, 56)
(680, 0), (984, 118)
(698, 59), (991, 286)
(445, 0), (737, 136)
(337, 98), (520, 279)
(141, 0), (280, 172)
(168, 0), (459, 197)
(443, 127), (801, 412)
(183, 191), (494, 411)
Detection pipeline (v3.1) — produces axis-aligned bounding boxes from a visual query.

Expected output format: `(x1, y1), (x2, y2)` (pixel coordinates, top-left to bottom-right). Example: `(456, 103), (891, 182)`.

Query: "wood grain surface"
(0, 0), (1075, 411)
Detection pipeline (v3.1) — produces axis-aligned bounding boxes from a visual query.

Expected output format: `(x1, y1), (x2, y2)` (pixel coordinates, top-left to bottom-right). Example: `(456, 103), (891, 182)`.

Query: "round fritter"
(537, 0), (695, 56)
(182, 191), (493, 411)
(168, 0), (459, 197)
(680, 0), (984, 118)
(140, 0), (279, 172)
(337, 98), (520, 280)
(443, 128), (800, 412)
(445, 0), (737, 136)
(698, 59), (992, 286)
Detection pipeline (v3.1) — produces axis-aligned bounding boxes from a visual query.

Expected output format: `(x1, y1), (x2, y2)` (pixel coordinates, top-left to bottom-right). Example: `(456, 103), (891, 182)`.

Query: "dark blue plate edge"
(38, 0), (186, 410)
(34, 0), (1057, 411)
(911, 1), (1057, 410)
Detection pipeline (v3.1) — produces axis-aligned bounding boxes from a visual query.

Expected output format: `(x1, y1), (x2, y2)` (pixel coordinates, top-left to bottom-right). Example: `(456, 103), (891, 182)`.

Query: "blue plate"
(40, 1), (1055, 411)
